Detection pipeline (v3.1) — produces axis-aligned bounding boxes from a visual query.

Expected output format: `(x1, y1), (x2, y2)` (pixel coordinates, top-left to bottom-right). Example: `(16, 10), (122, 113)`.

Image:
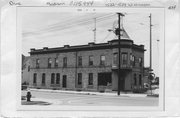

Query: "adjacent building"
(28, 36), (146, 92)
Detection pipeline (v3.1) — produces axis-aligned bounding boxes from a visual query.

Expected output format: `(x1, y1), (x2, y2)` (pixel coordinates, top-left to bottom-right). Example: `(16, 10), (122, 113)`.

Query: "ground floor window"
(51, 73), (55, 84)
(78, 73), (82, 85)
(33, 73), (37, 84)
(88, 73), (93, 85)
(42, 73), (46, 85)
(134, 73), (137, 85)
(139, 74), (142, 85)
(62, 75), (67, 88)
(56, 73), (60, 84)
(98, 73), (111, 86)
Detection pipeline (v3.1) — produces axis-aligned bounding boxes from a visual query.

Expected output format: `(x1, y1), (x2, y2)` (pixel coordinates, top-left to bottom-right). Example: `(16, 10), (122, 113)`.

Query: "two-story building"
(28, 38), (145, 92)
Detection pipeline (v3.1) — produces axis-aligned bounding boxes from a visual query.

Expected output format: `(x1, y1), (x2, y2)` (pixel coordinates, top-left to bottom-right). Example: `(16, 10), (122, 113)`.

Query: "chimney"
(88, 42), (95, 46)
(64, 45), (70, 49)
(43, 47), (48, 50)
(30, 48), (35, 51)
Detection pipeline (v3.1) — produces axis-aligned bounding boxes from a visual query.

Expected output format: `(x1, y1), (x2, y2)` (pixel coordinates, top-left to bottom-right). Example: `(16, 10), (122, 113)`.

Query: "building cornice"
(30, 39), (145, 55)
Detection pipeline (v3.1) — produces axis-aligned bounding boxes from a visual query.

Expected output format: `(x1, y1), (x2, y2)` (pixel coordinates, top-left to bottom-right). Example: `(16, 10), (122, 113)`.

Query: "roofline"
(30, 39), (145, 55)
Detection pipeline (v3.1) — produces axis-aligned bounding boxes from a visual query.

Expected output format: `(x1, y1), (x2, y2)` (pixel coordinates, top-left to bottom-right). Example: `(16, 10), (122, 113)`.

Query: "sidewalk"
(29, 88), (148, 98)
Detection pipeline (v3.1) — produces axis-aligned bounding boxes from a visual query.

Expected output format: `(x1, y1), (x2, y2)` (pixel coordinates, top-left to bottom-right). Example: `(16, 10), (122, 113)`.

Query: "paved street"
(21, 90), (158, 106)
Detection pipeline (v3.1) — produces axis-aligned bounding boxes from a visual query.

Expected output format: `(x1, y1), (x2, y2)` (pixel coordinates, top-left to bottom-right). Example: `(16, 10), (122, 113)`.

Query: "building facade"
(28, 39), (145, 91)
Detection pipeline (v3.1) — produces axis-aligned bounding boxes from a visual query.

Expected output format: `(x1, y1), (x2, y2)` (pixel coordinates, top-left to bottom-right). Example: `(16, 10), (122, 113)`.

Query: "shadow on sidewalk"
(21, 100), (52, 106)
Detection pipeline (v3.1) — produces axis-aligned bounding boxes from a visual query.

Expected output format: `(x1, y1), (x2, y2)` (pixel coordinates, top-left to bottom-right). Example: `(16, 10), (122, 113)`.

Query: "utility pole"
(149, 13), (152, 95)
(117, 13), (124, 96)
(149, 13), (152, 71)
(93, 18), (96, 43)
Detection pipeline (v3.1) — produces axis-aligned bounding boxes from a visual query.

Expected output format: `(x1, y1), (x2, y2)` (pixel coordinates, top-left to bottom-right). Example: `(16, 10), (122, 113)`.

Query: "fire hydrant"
(26, 91), (32, 102)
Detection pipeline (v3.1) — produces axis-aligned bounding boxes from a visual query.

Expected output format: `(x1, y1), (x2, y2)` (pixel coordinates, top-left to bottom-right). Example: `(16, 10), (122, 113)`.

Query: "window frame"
(63, 57), (67, 67)
(100, 55), (105, 66)
(77, 73), (82, 85)
(89, 55), (93, 66)
(54, 58), (58, 68)
(78, 56), (82, 66)
(42, 73), (46, 85)
(122, 53), (128, 65)
(56, 73), (60, 84)
(33, 73), (37, 84)
(113, 53), (118, 65)
(48, 58), (52, 68)
(51, 73), (55, 84)
(36, 59), (40, 68)
(88, 73), (93, 85)
(134, 73), (137, 86)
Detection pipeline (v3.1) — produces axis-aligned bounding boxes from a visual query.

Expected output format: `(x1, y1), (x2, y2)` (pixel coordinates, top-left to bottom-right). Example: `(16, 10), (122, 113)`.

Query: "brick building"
(28, 37), (145, 91)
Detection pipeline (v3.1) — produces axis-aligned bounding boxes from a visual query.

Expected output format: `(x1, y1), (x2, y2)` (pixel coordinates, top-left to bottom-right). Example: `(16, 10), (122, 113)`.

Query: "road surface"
(21, 90), (158, 106)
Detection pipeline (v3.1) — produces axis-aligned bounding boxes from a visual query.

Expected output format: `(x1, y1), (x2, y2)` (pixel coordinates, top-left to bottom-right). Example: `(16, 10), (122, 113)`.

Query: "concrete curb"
(29, 89), (148, 98)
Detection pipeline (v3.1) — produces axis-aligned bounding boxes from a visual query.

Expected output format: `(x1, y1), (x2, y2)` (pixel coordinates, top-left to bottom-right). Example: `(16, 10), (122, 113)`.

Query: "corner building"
(29, 39), (145, 91)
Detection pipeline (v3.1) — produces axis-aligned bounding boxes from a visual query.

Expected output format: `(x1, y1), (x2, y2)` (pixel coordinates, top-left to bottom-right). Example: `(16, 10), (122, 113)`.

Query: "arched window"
(51, 73), (55, 84)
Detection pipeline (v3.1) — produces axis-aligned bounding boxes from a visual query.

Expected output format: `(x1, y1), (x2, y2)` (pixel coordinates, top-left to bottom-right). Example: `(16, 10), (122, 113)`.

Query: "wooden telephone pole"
(117, 13), (124, 96)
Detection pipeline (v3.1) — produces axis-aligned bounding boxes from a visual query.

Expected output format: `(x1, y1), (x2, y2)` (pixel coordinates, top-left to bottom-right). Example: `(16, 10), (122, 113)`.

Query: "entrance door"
(119, 71), (126, 91)
(62, 75), (67, 88)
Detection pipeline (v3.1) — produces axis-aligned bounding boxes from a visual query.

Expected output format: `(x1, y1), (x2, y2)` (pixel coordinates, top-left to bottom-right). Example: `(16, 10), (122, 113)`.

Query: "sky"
(22, 11), (162, 76)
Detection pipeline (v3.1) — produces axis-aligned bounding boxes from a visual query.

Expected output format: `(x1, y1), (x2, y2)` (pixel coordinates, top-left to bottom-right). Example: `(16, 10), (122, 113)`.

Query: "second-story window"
(122, 53), (128, 65)
(63, 57), (67, 67)
(78, 56), (82, 66)
(48, 58), (52, 68)
(36, 59), (40, 68)
(100, 55), (105, 65)
(54, 58), (58, 67)
(132, 56), (135, 66)
(113, 53), (118, 65)
(89, 56), (93, 66)
(139, 57), (143, 67)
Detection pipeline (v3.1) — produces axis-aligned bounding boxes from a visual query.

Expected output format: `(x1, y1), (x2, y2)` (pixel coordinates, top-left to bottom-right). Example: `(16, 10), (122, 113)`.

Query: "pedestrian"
(26, 90), (32, 102)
